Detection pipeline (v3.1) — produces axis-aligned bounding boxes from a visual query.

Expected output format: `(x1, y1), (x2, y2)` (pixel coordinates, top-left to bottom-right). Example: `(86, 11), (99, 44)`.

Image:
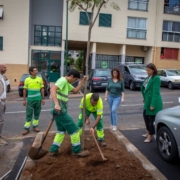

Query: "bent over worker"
(22, 66), (45, 135)
(49, 69), (89, 157)
(78, 93), (106, 147)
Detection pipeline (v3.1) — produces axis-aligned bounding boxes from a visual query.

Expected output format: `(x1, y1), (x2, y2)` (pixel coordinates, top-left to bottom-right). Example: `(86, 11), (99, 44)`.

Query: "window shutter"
(164, 48), (178, 60)
(80, 12), (91, 25)
(172, 49), (178, 60)
(99, 14), (111, 27)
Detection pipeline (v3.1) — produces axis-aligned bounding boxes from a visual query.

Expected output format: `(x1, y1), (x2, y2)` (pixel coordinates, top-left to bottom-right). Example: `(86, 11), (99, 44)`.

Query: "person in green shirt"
(105, 67), (125, 131)
(49, 69), (89, 157)
(22, 66), (45, 135)
(78, 93), (106, 147)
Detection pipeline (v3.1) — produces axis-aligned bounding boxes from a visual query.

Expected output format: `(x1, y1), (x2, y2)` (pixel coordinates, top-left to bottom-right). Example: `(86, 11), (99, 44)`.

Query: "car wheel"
(168, 82), (174, 90)
(129, 81), (135, 91)
(19, 91), (23, 97)
(89, 84), (94, 92)
(157, 126), (178, 162)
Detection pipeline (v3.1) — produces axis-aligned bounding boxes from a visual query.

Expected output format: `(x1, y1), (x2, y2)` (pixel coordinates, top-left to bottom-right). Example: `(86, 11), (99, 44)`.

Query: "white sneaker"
(110, 125), (113, 129)
(112, 126), (117, 131)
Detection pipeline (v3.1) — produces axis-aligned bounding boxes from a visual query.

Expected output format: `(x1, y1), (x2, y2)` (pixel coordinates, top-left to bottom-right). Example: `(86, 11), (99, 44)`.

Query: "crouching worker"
(49, 69), (89, 157)
(78, 93), (106, 147)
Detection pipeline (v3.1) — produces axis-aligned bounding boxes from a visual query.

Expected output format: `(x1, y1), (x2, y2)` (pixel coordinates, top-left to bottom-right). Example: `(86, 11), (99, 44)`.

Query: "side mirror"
(162, 74), (166, 77)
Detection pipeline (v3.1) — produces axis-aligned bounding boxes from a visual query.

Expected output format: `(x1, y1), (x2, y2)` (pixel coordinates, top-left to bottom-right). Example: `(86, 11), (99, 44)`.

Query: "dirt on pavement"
(21, 130), (153, 180)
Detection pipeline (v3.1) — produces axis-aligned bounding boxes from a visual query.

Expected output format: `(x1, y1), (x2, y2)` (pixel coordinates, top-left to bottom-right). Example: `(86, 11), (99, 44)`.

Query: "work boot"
(72, 150), (89, 157)
(33, 127), (40, 132)
(49, 151), (58, 157)
(0, 138), (8, 145)
(22, 129), (29, 135)
(99, 141), (107, 147)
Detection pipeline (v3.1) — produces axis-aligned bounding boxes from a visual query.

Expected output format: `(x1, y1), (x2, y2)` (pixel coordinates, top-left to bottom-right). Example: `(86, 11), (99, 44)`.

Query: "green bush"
(75, 57), (83, 71)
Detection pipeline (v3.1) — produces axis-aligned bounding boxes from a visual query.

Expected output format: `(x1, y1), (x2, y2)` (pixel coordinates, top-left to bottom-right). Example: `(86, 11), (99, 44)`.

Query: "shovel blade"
(28, 147), (48, 160)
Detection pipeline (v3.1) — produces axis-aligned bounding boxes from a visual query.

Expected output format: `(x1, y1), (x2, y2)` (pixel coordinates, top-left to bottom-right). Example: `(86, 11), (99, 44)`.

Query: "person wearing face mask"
(105, 67), (125, 131)
(0, 62), (8, 145)
(141, 63), (163, 143)
(78, 93), (106, 147)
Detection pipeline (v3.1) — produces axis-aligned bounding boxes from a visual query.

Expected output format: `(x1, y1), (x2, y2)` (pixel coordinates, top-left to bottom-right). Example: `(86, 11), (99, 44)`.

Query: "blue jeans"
(108, 95), (121, 126)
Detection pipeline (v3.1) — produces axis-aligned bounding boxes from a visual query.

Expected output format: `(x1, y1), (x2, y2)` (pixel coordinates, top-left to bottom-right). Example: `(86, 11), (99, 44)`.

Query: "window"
(79, 12), (92, 25)
(161, 47), (179, 60)
(34, 25), (62, 46)
(127, 17), (147, 39)
(128, 0), (149, 11)
(0, 37), (3, 50)
(0, 6), (3, 19)
(164, 0), (180, 15)
(99, 13), (112, 27)
(162, 21), (180, 42)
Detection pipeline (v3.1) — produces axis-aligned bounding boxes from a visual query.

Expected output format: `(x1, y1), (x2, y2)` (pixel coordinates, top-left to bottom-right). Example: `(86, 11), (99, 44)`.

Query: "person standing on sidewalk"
(49, 69), (89, 157)
(22, 66), (45, 135)
(78, 93), (106, 147)
(141, 63), (162, 143)
(0, 63), (8, 145)
(105, 67), (124, 131)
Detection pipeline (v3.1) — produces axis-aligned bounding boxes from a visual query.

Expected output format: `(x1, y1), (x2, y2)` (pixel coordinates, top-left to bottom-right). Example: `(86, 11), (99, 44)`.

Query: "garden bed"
(20, 130), (153, 180)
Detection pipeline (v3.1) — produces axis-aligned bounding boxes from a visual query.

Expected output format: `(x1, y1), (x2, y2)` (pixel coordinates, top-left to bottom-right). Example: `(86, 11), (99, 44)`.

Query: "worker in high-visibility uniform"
(78, 93), (107, 147)
(22, 66), (45, 135)
(49, 69), (89, 157)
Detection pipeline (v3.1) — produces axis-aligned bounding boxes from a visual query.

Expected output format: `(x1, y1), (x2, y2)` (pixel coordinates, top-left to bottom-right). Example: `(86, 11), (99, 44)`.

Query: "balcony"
(164, 4), (180, 15)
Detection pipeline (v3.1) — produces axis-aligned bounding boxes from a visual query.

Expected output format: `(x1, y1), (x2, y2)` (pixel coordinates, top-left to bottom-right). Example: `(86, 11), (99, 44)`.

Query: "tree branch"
(91, 0), (105, 29)
(76, 2), (86, 11)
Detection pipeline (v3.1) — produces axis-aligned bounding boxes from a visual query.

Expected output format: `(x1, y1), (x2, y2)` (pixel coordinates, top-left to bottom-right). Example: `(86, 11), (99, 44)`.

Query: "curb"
(112, 130), (167, 180)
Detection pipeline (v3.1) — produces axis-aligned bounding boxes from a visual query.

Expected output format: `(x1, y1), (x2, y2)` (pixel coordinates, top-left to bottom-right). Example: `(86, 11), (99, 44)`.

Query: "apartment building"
(0, 0), (180, 85)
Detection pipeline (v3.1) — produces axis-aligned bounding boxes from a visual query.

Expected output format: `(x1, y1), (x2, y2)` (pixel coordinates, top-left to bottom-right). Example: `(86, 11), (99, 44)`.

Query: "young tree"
(69, 0), (120, 149)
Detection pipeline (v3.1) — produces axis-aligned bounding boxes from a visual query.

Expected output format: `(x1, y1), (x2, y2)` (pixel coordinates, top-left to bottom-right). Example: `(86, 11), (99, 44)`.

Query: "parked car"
(157, 69), (180, 90)
(117, 63), (148, 90)
(154, 105), (180, 162)
(3, 75), (11, 92)
(18, 72), (50, 97)
(87, 69), (111, 92)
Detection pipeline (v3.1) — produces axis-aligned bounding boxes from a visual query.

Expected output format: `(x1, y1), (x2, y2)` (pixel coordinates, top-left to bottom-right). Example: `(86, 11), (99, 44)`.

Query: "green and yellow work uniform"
(78, 93), (104, 141)
(23, 76), (44, 130)
(49, 77), (82, 154)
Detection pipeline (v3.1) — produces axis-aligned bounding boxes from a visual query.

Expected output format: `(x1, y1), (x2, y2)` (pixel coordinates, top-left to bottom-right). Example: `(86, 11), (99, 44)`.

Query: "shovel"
(28, 114), (57, 160)
(87, 125), (107, 161)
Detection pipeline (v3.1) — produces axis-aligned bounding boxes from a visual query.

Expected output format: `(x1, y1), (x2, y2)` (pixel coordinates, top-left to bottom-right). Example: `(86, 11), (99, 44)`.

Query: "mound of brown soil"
(21, 130), (152, 180)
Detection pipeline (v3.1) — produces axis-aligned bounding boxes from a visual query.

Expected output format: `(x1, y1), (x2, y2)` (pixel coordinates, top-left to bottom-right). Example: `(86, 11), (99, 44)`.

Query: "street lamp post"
(65, 0), (69, 75)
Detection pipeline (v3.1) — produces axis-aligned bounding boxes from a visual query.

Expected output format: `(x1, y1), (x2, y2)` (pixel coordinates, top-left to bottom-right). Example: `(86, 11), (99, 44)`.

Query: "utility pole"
(65, 0), (68, 75)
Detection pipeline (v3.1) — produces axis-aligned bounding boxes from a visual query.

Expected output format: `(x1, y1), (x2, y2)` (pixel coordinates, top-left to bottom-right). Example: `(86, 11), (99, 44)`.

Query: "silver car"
(154, 106), (180, 162)
(157, 69), (180, 90)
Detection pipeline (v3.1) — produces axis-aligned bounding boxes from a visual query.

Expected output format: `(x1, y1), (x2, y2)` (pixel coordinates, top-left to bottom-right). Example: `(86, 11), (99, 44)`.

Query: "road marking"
(5, 109), (52, 114)
(5, 102), (174, 114)
(121, 101), (174, 107)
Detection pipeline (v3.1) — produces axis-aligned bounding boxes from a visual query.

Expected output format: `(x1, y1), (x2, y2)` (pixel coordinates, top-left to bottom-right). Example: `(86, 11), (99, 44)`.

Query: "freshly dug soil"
(22, 130), (153, 180)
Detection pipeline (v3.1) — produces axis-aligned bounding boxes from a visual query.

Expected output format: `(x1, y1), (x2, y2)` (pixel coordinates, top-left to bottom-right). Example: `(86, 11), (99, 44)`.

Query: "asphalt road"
(3, 86), (180, 138)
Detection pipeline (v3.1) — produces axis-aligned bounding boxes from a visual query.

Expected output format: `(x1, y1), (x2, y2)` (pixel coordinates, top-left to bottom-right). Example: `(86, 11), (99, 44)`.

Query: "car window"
(124, 66), (130, 74)
(94, 70), (111, 77)
(129, 65), (146, 74)
(166, 70), (180, 76)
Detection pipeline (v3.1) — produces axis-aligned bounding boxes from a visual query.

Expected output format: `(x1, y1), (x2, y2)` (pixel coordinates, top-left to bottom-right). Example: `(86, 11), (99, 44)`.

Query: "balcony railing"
(164, 4), (180, 15)
(162, 32), (180, 42)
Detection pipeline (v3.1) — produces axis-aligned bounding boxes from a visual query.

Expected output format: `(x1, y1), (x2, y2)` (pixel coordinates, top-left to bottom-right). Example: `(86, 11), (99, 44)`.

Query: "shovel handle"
(41, 115), (57, 145)
(88, 125), (106, 160)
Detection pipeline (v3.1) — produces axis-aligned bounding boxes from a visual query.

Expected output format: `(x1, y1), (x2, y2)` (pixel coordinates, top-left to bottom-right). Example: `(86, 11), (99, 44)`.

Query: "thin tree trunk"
(81, 26), (91, 150)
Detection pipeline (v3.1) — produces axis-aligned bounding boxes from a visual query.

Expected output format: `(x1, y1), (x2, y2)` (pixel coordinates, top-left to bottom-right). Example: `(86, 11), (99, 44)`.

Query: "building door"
(31, 50), (61, 82)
